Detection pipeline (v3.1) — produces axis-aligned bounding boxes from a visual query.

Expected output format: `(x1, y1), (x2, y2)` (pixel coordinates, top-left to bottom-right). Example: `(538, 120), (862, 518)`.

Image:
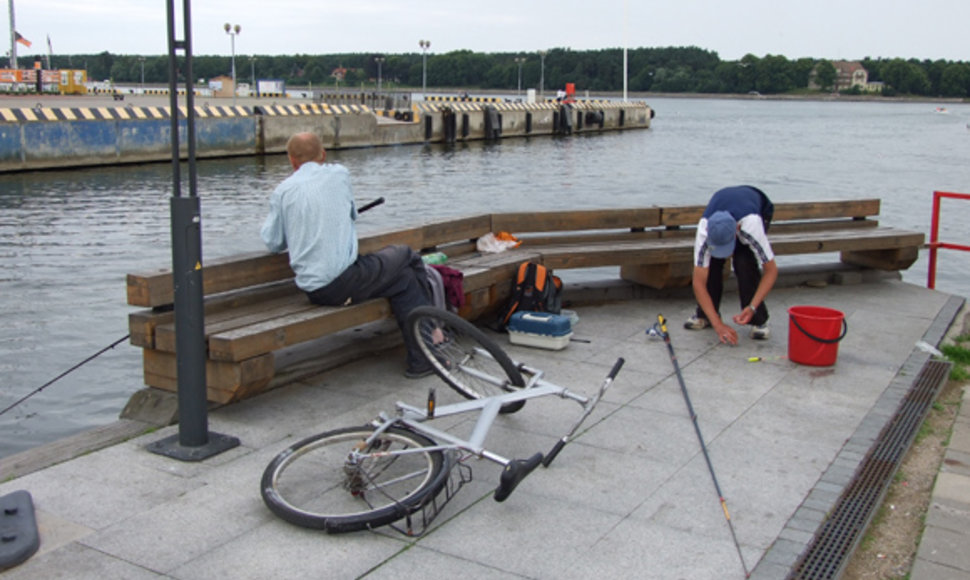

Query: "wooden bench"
(126, 198), (923, 404)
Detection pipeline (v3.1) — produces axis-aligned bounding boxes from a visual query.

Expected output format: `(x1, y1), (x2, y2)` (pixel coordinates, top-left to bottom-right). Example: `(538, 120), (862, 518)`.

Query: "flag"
(14, 31), (31, 48)
(47, 35), (52, 53)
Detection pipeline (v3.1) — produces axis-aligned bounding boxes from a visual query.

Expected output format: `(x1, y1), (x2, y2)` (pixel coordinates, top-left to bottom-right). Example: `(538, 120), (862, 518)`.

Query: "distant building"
(809, 61), (869, 92)
(209, 75), (235, 98)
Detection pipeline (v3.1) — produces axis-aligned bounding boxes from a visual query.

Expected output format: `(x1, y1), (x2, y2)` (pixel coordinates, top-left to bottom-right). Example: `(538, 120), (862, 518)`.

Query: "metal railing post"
(927, 190), (970, 291)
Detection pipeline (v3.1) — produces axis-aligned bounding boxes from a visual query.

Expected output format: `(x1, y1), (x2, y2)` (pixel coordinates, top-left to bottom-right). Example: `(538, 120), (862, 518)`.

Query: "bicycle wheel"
(261, 426), (450, 533)
(407, 306), (527, 413)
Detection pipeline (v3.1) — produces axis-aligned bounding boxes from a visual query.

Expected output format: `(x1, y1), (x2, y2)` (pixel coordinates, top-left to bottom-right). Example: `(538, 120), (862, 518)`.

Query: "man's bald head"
(286, 132), (326, 169)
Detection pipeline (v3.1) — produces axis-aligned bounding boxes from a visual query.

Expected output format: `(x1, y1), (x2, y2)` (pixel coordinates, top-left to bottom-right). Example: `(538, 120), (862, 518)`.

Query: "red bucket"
(787, 306), (847, 366)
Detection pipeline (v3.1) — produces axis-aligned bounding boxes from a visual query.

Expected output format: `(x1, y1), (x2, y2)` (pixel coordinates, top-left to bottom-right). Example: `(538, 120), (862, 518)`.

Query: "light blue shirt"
(260, 162), (359, 292)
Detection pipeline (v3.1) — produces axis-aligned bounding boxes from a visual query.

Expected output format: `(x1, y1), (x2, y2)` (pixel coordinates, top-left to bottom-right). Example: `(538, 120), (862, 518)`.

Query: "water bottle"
(422, 252), (448, 265)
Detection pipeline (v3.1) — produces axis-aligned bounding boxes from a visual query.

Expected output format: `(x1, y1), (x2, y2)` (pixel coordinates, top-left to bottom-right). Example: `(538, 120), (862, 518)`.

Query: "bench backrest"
(127, 199), (882, 308)
(660, 198), (880, 227)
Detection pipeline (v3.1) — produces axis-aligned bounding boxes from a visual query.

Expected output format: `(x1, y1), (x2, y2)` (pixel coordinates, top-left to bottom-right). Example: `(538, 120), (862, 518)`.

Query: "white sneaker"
(750, 324), (770, 340)
(684, 315), (711, 330)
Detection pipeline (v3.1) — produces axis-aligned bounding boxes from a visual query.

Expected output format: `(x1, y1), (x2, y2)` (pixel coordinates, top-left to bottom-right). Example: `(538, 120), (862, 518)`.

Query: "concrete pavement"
(0, 268), (964, 579)
(911, 381), (970, 579)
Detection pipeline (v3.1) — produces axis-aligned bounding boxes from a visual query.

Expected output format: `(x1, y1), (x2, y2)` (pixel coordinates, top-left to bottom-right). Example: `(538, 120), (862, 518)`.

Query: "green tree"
(753, 54), (794, 94)
(939, 63), (970, 97)
(813, 60), (837, 91)
(883, 58), (930, 95)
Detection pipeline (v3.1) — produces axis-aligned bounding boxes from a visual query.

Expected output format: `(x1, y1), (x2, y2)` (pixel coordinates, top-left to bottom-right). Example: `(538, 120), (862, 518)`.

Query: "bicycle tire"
(407, 306), (527, 413)
(261, 426), (450, 533)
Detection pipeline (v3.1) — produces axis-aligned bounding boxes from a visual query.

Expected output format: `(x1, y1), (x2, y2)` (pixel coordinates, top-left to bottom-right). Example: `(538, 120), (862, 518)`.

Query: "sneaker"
(684, 314), (711, 330)
(404, 365), (434, 379)
(750, 324), (770, 340)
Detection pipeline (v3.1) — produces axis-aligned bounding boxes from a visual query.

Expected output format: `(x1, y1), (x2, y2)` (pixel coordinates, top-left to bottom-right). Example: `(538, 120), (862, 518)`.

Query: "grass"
(942, 333), (970, 381)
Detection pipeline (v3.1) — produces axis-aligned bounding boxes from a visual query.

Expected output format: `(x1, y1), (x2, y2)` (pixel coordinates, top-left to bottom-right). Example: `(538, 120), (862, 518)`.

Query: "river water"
(1, 97), (969, 458)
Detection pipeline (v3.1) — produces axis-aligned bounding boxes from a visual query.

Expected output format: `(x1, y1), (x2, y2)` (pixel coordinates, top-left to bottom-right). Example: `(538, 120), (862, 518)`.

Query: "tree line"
(47, 46), (970, 98)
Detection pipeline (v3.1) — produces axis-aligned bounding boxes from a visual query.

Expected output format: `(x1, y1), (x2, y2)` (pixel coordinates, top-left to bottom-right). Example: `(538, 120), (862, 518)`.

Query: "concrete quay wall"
(0, 99), (652, 172)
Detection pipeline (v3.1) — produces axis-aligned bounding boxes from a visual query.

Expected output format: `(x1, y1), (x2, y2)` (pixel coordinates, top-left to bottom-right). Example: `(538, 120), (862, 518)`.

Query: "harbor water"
(1, 96), (969, 458)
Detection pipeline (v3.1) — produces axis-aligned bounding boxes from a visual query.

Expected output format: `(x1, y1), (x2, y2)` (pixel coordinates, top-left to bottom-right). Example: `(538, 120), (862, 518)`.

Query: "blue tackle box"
(507, 311), (573, 350)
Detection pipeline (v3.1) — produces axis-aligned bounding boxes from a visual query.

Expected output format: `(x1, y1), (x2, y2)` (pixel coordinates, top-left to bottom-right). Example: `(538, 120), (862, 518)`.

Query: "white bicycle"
(261, 305), (624, 534)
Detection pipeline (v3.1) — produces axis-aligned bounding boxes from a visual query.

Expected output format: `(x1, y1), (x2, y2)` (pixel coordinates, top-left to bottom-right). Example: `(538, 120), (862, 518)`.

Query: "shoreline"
(0, 88), (967, 110)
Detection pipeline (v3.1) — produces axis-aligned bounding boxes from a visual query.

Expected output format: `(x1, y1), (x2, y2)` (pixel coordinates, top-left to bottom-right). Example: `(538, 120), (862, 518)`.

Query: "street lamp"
(419, 39), (430, 98)
(514, 57), (526, 98)
(538, 50), (547, 99)
(138, 56), (146, 90)
(223, 22), (241, 105)
(375, 56), (385, 93)
(249, 56), (257, 98)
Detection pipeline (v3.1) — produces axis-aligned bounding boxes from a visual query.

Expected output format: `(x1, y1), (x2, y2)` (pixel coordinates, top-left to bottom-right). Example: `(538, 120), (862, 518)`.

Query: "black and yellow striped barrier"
(0, 104), (252, 122)
(426, 95), (501, 103)
(254, 103), (371, 116)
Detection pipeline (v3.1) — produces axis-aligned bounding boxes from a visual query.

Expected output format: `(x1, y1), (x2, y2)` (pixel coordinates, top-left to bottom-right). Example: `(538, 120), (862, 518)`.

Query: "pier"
(0, 271), (965, 578)
(0, 93), (652, 172)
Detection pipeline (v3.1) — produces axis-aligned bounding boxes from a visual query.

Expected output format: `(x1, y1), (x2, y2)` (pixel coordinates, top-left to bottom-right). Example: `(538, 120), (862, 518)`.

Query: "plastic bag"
(476, 231), (521, 254)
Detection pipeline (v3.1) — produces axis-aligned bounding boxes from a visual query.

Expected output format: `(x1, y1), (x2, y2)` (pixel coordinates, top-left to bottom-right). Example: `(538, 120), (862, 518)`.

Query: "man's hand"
(713, 321), (738, 345)
(732, 307), (754, 326)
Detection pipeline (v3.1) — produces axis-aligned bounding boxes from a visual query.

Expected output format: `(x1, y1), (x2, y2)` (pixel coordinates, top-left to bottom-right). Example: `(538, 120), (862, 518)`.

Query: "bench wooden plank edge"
(659, 198), (881, 227)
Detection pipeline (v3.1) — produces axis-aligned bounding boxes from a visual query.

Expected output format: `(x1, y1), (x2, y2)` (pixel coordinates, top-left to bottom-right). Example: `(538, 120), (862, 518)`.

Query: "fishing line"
(0, 334), (130, 418)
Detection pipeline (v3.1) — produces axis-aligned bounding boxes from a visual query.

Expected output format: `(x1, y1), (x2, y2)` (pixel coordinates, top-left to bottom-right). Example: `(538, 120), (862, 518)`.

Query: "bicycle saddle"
(493, 452), (544, 502)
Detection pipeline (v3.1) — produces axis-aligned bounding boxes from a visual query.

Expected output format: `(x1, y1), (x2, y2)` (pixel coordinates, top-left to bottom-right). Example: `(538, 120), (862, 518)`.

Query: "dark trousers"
(695, 242), (769, 326)
(306, 245), (431, 370)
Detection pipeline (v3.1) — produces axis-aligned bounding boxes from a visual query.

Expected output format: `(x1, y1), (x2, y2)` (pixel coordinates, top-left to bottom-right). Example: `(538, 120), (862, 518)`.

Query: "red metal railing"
(927, 190), (970, 289)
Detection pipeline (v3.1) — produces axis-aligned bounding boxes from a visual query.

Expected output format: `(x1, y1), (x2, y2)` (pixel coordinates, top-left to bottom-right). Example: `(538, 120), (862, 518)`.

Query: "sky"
(4, 0), (970, 63)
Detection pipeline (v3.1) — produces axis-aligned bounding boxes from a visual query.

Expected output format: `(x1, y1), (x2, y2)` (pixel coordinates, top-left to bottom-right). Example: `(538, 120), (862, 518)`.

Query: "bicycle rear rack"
(387, 456), (473, 537)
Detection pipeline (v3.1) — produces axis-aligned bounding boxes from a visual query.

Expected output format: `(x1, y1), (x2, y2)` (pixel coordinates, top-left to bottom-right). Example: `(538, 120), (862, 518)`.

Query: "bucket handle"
(791, 315), (848, 344)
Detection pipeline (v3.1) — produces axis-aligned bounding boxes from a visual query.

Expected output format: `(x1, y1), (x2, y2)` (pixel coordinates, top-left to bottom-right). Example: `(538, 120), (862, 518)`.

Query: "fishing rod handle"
(358, 196), (385, 213)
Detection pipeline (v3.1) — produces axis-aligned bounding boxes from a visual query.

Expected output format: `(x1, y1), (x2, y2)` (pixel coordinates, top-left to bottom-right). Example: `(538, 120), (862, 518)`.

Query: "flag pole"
(8, 0), (17, 69)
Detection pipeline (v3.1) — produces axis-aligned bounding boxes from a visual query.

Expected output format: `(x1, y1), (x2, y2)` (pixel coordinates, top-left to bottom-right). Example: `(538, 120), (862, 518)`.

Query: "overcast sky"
(6, 0), (969, 62)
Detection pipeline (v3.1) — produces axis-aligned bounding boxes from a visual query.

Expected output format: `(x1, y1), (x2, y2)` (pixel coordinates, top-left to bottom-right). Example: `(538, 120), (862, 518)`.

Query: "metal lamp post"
(223, 22), (240, 105)
(419, 39), (430, 98)
(249, 56), (257, 97)
(138, 56), (145, 90)
(539, 50), (547, 99)
(514, 57), (526, 98)
(375, 56), (385, 93)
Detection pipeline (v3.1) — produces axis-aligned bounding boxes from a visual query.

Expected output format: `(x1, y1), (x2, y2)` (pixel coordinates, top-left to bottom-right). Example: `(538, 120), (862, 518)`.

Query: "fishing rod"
(653, 314), (750, 578)
(0, 334), (130, 418)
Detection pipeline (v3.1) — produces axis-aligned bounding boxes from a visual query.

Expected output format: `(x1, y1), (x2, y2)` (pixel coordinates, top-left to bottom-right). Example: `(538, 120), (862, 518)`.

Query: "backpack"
(497, 261), (563, 328)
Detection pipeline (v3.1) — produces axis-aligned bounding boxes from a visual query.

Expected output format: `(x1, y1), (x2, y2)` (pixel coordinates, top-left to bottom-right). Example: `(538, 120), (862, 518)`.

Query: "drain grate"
(789, 359), (952, 580)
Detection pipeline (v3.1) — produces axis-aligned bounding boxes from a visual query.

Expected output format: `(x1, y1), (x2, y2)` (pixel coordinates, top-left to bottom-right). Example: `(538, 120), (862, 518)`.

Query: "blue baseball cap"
(707, 211), (737, 258)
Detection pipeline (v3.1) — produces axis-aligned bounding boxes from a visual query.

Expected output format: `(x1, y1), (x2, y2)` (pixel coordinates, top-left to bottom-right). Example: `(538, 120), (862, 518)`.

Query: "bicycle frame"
(356, 356), (623, 476)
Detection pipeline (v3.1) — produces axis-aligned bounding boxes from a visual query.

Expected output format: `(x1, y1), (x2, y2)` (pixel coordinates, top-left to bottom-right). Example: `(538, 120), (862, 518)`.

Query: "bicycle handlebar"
(608, 357), (625, 379)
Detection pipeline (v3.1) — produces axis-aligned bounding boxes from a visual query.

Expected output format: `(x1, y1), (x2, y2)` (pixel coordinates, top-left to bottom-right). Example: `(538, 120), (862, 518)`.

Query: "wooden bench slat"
(660, 199), (881, 227)
(419, 214), (492, 249)
(492, 208), (662, 233)
(153, 293), (317, 353)
(208, 299), (393, 362)
(128, 280), (300, 348)
(127, 251), (293, 308)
